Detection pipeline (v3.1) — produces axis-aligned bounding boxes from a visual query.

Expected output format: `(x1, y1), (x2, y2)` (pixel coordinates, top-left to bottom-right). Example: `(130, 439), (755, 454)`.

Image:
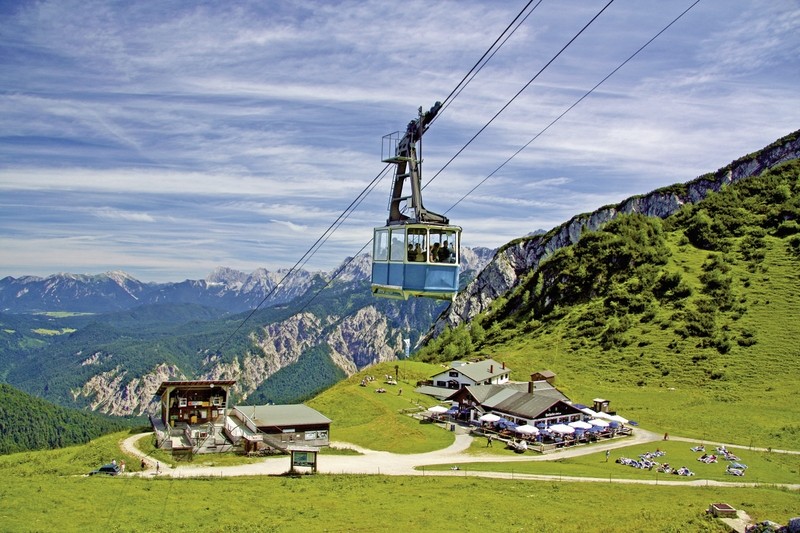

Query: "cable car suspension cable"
(300, 0), (701, 310)
(299, 1), (619, 307)
(216, 0), (682, 343)
(213, 164), (392, 354)
(445, 0), (701, 214)
(210, 3), (542, 350)
(423, 0), (615, 191)
(431, 0), (545, 126)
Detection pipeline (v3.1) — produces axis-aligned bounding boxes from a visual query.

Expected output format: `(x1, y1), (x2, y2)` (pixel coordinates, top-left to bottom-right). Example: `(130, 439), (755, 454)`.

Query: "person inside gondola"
(429, 242), (440, 262)
(413, 243), (424, 261)
(438, 241), (451, 262)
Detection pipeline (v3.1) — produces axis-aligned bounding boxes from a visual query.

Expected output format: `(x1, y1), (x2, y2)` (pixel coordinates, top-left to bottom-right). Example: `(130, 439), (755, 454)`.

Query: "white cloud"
(268, 219), (307, 233)
(91, 208), (155, 223)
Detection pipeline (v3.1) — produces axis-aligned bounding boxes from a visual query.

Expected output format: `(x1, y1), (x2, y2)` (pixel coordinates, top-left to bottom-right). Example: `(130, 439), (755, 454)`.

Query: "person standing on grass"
(606, 450), (610, 462)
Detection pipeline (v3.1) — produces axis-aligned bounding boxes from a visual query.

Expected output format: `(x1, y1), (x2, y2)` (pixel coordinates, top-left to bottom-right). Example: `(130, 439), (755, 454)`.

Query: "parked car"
(89, 464), (120, 476)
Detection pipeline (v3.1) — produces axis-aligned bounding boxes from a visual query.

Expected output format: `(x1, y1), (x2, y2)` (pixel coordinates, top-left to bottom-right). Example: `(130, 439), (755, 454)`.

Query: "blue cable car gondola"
(371, 103), (462, 301)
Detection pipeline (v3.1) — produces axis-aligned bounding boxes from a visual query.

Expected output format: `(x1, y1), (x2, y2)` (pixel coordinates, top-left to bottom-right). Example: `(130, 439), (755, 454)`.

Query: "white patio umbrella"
(514, 424), (539, 435)
(609, 414), (628, 424)
(569, 420), (593, 430)
(478, 413), (501, 423)
(427, 405), (449, 414)
(549, 424), (575, 435)
(588, 418), (610, 427)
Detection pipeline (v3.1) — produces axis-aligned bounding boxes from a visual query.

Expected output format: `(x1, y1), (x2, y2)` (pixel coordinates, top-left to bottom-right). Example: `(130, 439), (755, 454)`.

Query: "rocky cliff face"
(70, 307), (386, 415)
(431, 131), (800, 336)
(325, 305), (401, 372)
(198, 305), (403, 402)
(73, 363), (180, 416)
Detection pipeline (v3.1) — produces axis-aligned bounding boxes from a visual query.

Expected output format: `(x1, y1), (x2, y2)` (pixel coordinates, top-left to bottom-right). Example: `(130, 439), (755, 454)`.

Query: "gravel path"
(120, 426), (797, 488)
(122, 429), (661, 477)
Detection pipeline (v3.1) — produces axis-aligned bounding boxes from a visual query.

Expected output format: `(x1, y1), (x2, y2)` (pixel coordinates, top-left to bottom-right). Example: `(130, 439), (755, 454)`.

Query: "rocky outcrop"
(73, 362), (180, 416)
(326, 306), (401, 373)
(195, 306), (403, 402)
(208, 312), (322, 399)
(432, 130), (800, 336)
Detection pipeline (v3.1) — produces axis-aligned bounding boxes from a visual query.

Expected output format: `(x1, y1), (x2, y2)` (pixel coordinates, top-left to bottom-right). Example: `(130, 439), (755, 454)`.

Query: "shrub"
(775, 220), (800, 236)
(788, 235), (800, 257)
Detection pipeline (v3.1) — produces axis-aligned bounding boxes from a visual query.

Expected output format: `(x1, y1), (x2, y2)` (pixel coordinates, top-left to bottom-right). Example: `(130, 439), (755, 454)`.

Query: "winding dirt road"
(119, 429), (800, 490)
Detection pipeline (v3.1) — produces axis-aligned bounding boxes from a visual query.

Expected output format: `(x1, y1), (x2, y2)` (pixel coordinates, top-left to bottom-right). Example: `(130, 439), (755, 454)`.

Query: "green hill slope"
(417, 159), (800, 450)
(307, 360), (455, 453)
(0, 383), (128, 454)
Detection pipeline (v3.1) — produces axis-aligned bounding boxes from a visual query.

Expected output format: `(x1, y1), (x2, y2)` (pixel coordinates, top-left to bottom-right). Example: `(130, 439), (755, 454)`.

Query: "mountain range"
(0, 248), (495, 314)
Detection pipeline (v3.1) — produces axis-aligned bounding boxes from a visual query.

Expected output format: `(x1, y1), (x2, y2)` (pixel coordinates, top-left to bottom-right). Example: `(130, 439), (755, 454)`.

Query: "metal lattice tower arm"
(383, 102), (448, 226)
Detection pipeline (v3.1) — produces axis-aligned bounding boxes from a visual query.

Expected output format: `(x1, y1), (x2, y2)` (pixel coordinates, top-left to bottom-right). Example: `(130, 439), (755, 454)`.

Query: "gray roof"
(234, 404), (331, 427)
(455, 381), (572, 418)
(414, 385), (454, 400)
(155, 380), (236, 396)
(493, 393), (563, 419)
(458, 381), (564, 402)
(453, 384), (509, 404)
(481, 387), (520, 408)
(438, 358), (510, 383)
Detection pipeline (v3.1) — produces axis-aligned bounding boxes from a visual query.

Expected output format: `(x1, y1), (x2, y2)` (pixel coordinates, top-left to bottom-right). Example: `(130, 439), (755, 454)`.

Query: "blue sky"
(1, 0), (798, 282)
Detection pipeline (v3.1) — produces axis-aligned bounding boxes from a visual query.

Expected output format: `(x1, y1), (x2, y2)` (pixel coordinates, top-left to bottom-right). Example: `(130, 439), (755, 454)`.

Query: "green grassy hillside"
(308, 360), (455, 453)
(417, 160), (800, 450)
(0, 383), (128, 454)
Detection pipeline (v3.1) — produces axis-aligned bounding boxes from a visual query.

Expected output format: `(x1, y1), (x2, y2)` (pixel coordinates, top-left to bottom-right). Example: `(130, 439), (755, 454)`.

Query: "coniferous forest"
(0, 383), (128, 454)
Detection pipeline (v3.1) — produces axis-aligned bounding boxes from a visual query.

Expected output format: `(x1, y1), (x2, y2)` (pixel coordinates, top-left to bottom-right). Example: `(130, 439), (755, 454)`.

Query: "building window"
(448, 371), (459, 378)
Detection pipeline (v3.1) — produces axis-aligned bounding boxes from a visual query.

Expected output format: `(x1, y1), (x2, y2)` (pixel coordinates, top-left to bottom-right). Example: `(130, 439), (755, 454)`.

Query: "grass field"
(427, 439), (800, 485)
(4, 358), (795, 532)
(1, 434), (798, 533)
(1, 352), (797, 531)
(307, 360), (455, 453)
(6, 218), (800, 530)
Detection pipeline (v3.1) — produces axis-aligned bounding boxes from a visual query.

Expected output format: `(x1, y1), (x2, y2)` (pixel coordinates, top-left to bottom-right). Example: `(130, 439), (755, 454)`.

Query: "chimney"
(528, 381), (534, 394)
(502, 361), (505, 369)
(489, 364), (494, 373)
